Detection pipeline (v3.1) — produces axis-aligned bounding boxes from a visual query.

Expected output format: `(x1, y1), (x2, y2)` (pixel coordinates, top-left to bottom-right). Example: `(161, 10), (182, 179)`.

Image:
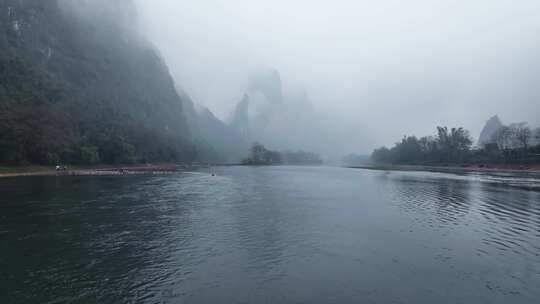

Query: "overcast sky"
(135, 0), (540, 151)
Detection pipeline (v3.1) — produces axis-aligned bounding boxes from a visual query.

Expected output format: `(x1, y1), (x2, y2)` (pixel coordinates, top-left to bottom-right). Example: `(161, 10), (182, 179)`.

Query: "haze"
(135, 0), (540, 153)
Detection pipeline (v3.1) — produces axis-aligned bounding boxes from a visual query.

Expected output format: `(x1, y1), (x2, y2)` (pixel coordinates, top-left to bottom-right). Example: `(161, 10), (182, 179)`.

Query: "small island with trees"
(241, 143), (323, 166)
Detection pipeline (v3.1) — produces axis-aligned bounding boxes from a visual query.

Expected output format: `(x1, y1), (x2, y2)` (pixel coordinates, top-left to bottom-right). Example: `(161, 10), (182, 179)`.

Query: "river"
(1, 166), (539, 303)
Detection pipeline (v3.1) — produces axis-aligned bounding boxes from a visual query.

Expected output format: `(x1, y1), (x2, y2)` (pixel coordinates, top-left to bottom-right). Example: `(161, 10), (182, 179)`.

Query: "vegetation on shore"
(0, 0), (195, 167)
(241, 143), (323, 166)
(352, 164), (540, 174)
(0, 163), (200, 178)
(371, 125), (540, 166)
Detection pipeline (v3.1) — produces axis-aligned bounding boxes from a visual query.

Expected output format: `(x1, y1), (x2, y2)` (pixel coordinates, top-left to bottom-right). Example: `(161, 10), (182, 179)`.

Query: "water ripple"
(1, 168), (539, 303)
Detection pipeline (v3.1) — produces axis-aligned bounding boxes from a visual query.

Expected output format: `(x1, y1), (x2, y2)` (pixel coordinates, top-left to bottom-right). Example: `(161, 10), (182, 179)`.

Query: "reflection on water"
(0, 167), (539, 303)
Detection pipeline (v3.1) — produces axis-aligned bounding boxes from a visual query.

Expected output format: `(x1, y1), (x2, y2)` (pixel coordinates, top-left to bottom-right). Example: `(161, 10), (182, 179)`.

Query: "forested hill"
(0, 0), (194, 165)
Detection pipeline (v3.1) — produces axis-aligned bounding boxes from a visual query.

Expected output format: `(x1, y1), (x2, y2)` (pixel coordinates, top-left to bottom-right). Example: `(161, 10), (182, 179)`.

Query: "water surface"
(1, 166), (539, 303)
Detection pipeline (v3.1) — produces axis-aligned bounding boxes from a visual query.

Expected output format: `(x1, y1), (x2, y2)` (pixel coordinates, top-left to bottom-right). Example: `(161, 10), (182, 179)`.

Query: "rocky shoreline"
(0, 164), (206, 178)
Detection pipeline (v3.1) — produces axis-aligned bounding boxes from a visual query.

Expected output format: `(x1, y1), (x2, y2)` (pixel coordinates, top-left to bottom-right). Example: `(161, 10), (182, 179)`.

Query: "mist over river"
(1, 166), (539, 303)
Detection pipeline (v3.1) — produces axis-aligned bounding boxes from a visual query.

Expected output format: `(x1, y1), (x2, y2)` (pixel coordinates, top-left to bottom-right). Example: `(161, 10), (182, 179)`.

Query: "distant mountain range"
(0, 0), (399, 166)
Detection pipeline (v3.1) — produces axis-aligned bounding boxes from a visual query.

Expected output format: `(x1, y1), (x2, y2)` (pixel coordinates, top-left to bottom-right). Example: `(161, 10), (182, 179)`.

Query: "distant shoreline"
(0, 164), (206, 178)
(351, 164), (540, 175)
(0, 163), (331, 178)
(4, 163), (540, 179)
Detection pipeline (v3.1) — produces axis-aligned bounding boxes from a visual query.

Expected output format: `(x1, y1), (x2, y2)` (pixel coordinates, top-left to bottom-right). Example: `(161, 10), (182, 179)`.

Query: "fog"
(134, 0), (540, 154)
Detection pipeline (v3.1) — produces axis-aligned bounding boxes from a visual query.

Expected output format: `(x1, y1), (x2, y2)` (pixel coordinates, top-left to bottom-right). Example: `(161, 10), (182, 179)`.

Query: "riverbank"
(0, 164), (206, 178)
(351, 164), (540, 175)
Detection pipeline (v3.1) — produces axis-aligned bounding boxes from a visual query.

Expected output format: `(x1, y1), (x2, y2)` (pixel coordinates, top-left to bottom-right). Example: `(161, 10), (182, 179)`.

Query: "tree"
(436, 126), (453, 161)
(371, 126), (472, 164)
(372, 147), (392, 163)
(250, 142), (267, 163)
(418, 136), (438, 162)
(512, 124), (531, 150)
(371, 124), (538, 166)
(242, 143), (282, 165)
(436, 126), (472, 162)
(264, 150), (282, 164)
(394, 136), (422, 163)
(491, 126), (513, 150)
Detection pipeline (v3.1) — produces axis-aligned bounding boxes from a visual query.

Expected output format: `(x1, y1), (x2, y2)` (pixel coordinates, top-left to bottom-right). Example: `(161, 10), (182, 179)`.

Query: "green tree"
(372, 147), (392, 163)
(242, 143), (283, 165)
(372, 126), (472, 164)
(436, 126), (472, 162)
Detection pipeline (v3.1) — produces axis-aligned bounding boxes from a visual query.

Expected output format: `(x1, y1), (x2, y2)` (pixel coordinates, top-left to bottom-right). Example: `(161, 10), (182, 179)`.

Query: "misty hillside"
(0, 0), (195, 164)
(229, 69), (369, 161)
(180, 90), (249, 163)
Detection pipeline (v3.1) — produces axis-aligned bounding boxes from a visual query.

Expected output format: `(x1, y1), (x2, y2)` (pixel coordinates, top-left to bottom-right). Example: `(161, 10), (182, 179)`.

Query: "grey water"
(1, 166), (539, 303)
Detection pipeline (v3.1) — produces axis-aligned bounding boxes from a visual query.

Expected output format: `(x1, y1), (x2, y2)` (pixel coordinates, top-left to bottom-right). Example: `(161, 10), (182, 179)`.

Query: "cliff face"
(478, 115), (503, 146)
(229, 94), (250, 138)
(180, 90), (248, 163)
(0, 0), (193, 164)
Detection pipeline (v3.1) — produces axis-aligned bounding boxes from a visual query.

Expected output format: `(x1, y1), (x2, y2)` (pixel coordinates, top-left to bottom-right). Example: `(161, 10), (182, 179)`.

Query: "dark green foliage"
(371, 147), (392, 164)
(241, 143), (323, 166)
(78, 145), (100, 164)
(372, 125), (540, 165)
(435, 127), (473, 163)
(0, 56), (63, 105)
(0, 0), (194, 165)
(242, 143), (282, 165)
(0, 103), (75, 164)
(372, 126), (473, 165)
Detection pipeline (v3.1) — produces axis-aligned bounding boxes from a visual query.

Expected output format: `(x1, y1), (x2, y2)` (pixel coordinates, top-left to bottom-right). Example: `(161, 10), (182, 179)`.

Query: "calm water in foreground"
(1, 166), (539, 303)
